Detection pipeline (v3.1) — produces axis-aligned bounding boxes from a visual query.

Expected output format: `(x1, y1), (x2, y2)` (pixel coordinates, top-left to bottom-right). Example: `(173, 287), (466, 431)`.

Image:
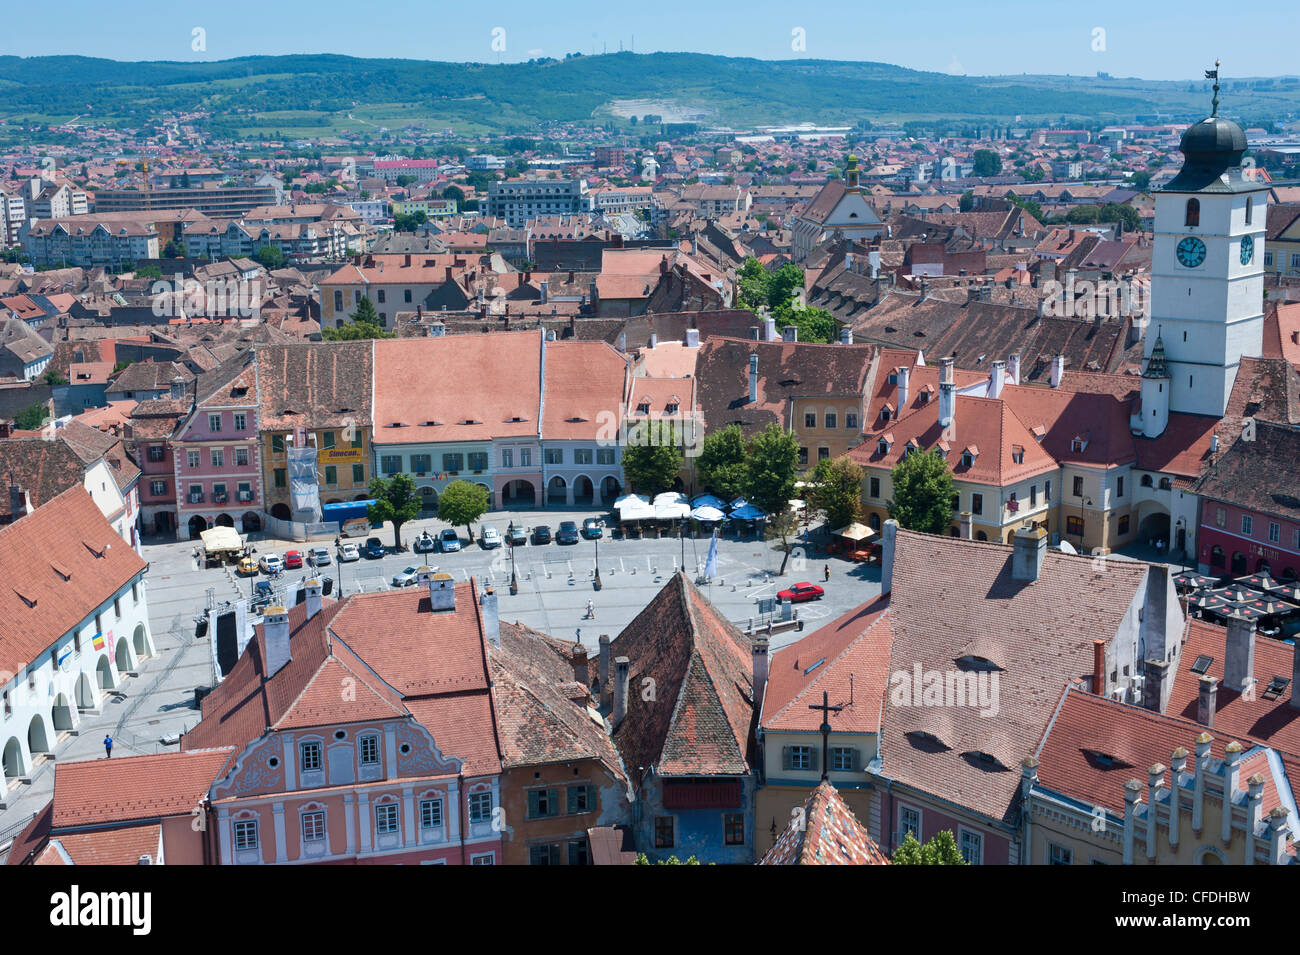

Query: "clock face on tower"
(1177, 235), (1207, 268)
(1241, 234), (1255, 265)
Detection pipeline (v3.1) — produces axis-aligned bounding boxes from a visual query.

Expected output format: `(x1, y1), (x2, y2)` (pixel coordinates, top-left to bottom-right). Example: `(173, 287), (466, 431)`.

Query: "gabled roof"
(49, 748), (236, 829)
(1191, 420), (1300, 519)
(610, 572), (756, 778)
(541, 340), (628, 441)
(761, 597), (893, 734)
(760, 779), (890, 865)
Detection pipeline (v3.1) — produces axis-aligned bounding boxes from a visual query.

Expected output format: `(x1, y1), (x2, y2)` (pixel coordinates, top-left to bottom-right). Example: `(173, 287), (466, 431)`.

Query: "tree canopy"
(891, 830), (968, 865)
(804, 455), (863, 532)
(695, 425), (748, 500)
(972, 149), (1002, 177)
(620, 424), (684, 496)
(888, 448), (956, 535)
(367, 472), (422, 549)
(437, 480), (490, 540)
(744, 423), (801, 573)
(252, 244), (287, 270)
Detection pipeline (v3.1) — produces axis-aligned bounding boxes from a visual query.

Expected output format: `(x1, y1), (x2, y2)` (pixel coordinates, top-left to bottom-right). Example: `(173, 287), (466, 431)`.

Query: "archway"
(96, 655), (115, 692)
(51, 694), (74, 733)
(2, 737), (23, 784)
(271, 502), (292, 520)
(547, 476), (567, 506)
(215, 513), (234, 528)
(114, 637), (132, 674)
(133, 623), (148, 659)
(572, 475), (594, 506)
(1136, 503), (1170, 547)
(75, 671), (96, 710)
(27, 714), (49, 756)
(1210, 545), (1225, 570)
(188, 515), (208, 538)
(503, 480), (536, 508)
(241, 512), (261, 533)
(353, 493), (368, 501)
(600, 476), (621, 504)
(1231, 551), (1247, 575)
(155, 511), (173, 534)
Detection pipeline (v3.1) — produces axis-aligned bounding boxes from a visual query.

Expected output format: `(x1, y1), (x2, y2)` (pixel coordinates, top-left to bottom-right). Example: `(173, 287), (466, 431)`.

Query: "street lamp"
(593, 532), (601, 590)
(508, 520), (518, 595)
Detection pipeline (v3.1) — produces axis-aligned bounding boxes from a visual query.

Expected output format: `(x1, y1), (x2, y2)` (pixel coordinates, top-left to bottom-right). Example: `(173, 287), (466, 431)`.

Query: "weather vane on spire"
(1205, 60), (1221, 117)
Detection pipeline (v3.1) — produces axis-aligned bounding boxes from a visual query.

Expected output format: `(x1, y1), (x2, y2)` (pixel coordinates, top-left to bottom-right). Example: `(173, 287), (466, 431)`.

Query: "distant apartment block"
(466, 155), (507, 171)
(485, 179), (592, 227)
(21, 214), (160, 268)
(391, 197), (456, 218)
(92, 184), (278, 217)
(371, 158), (442, 183)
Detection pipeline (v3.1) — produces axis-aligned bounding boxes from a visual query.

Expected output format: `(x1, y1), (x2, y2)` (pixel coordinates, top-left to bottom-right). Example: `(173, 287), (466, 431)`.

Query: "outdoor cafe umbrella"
(614, 494), (655, 522)
(1235, 596), (1299, 618)
(1223, 603), (1269, 622)
(833, 522), (877, 543)
(1209, 585), (1259, 604)
(1236, 571), (1282, 593)
(1188, 591), (1234, 615)
(1272, 583), (1300, 603)
(730, 504), (766, 521)
(728, 497), (749, 512)
(690, 505), (726, 522)
(691, 493), (727, 510)
(653, 492), (691, 520)
(1173, 570), (1217, 591)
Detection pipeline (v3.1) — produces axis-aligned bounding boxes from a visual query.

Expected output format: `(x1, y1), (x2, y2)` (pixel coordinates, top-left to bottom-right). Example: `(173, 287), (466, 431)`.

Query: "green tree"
(735, 258), (770, 310)
(393, 210), (428, 233)
(163, 239), (185, 258)
(620, 423), (684, 496)
(634, 854), (707, 865)
(135, 264), (162, 279)
(787, 305), (836, 344)
(43, 368), (69, 386)
(252, 244), (287, 269)
(367, 472), (422, 549)
(888, 448), (955, 535)
(958, 190), (974, 212)
(767, 263), (804, 314)
(744, 423), (801, 574)
(14, 402), (47, 430)
(322, 320), (394, 341)
(1127, 170), (1153, 191)
(696, 424), (748, 500)
(437, 479), (490, 541)
(805, 456), (863, 532)
(972, 150), (1002, 177)
(891, 830), (968, 865)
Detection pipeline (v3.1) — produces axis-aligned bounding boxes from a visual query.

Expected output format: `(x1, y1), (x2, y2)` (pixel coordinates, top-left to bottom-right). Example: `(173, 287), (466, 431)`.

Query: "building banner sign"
(320, 448), (364, 464)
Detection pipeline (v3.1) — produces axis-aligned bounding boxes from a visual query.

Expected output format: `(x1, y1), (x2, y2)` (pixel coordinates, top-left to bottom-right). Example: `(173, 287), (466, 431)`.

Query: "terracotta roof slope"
(760, 779), (890, 865)
(51, 747), (235, 828)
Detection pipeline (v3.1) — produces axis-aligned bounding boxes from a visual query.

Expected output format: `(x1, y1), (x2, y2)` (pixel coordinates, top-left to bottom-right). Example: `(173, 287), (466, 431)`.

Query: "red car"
(284, 549), (304, 570)
(778, 582), (824, 603)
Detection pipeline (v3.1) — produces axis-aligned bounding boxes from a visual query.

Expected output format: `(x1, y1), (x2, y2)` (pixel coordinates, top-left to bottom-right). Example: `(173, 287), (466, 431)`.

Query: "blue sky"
(3, 0), (1291, 81)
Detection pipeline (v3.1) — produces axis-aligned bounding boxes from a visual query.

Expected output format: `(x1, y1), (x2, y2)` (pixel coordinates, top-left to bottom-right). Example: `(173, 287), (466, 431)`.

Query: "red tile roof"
(43, 823), (163, 866)
(51, 748), (235, 828)
(541, 340), (629, 440)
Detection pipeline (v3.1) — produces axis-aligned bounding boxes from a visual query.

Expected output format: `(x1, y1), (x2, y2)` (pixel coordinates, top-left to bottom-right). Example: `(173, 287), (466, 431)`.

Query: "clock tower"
(1142, 76), (1267, 428)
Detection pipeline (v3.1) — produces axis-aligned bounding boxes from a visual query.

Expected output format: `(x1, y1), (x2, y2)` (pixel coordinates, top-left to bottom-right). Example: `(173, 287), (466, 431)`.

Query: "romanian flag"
(92, 633), (105, 651)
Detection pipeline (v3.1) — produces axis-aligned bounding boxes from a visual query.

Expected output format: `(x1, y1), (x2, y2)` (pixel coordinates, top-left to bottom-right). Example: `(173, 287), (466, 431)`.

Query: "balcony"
(188, 492), (205, 504)
(237, 491), (252, 502)
(213, 493), (228, 504)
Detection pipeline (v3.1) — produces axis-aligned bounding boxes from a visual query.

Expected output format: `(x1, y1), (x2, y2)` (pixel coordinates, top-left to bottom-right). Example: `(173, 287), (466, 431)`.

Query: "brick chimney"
(598, 634), (611, 701)
(959, 511), (972, 539)
(612, 656), (630, 728)
(781, 325), (798, 343)
(1007, 351), (1021, 386)
(1011, 526), (1046, 581)
(479, 586), (499, 648)
(1290, 638), (1300, 710)
(685, 328), (700, 347)
(896, 365), (910, 410)
(748, 354), (759, 404)
(8, 484), (28, 522)
(1050, 355), (1065, 388)
(422, 568), (456, 611)
(262, 605), (291, 678)
(839, 327), (853, 345)
(764, 316), (777, 342)
(1197, 674), (1218, 727)
(304, 578), (322, 620)
(989, 359), (1006, 398)
(1092, 639), (1106, 695)
(1223, 611), (1256, 695)
(572, 642), (589, 688)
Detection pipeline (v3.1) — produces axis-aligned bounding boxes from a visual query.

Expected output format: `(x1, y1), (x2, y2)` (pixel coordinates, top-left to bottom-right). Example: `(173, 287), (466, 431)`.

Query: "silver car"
(337, 542), (360, 562)
(308, 546), (332, 566)
(391, 565), (426, 587)
(480, 525), (502, 549)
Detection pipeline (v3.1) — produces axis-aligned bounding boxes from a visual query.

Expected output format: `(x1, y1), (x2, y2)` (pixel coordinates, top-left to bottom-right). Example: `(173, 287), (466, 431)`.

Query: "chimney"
(897, 365), (910, 410)
(959, 511), (972, 539)
(843, 252), (853, 273)
(989, 359), (1006, 399)
(1197, 674), (1219, 727)
(1011, 526), (1047, 581)
(648, 332), (657, 349)
(839, 327), (853, 345)
(598, 634), (611, 698)
(8, 484), (27, 522)
(748, 354), (759, 404)
(304, 578), (322, 620)
(539, 280), (548, 304)
(880, 519), (899, 597)
(169, 375), (186, 400)
(938, 357), (956, 429)
(1290, 638), (1300, 710)
(1092, 639), (1106, 695)
(752, 635), (770, 715)
(427, 570), (456, 611)
(479, 587), (500, 648)
(612, 656), (631, 727)
(573, 643), (589, 688)
(1007, 351), (1021, 386)
(781, 325), (798, 343)
(616, 332), (626, 352)
(764, 316), (777, 342)
(262, 605), (291, 678)
(1223, 611), (1256, 695)
(1050, 354), (1065, 388)
(1143, 657), (1170, 712)
(685, 328), (700, 347)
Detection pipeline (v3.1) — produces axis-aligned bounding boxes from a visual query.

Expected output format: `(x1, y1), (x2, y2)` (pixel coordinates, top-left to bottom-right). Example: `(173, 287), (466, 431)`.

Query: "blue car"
(364, 537), (386, 559)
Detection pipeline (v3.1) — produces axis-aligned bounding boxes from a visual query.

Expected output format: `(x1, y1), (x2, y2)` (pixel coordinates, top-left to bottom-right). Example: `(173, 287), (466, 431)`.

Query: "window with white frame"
(301, 811), (326, 843)
(208, 414), (222, 433)
(1269, 522), (1280, 543)
(959, 828), (983, 864)
(469, 791), (493, 823)
(300, 740), (322, 773)
(211, 448), (224, 468)
(1242, 515), (1254, 536)
(233, 819), (259, 850)
(831, 747), (856, 771)
(358, 734), (379, 765)
(789, 745), (812, 770)
(375, 803), (399, 834)
(420, 798), (443, 829)
(900, 806), (921, 841)
(187, 450), (200, 469)
(1048, 842), (1073, 865)
(470, 853), (495, 865)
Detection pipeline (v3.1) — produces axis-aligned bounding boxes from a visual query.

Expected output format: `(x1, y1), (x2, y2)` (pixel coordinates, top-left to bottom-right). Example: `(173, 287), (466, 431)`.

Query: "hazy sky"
(3, 0), (1290, 81)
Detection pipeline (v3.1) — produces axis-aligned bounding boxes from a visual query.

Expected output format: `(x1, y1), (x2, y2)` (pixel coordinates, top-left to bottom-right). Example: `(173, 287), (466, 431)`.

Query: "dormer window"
(961, 451), (974, 468)
(880, 407), (892, 423)
(1011, 445), (1025, 465)
(878, 439), (890, 456)
(917, 391), (930, 405)
(637, 401), (650, 415)
(666, 402), (679, 415)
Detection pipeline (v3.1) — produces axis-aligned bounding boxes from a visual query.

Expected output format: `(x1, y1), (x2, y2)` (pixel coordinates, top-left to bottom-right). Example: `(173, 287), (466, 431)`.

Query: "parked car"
(556, 521), (580, 545)
(284, 549), (304, 570)
(237, 556), (259, 576)
(258, 554), (284, 575)
(307, 546), (331, 567)
(506, 525), (527, 547)
(391, 566), (422, 588)
(582, 518), (604, 540)
(413, 531), (437, 554)
(531, 525), (553, 545)
(480, 525), (502, 549)
(364, 537), (386, 559)
(337, 542), (360, 562)
(777, 582), (825, 603)
(439, 528), (462, 553)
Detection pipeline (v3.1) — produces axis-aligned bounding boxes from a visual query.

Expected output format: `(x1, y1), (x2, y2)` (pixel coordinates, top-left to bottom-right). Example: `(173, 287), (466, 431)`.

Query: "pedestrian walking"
(585, 599), (595, 619)
(103, 735), (113, 758)
(824, 564), (831, 582)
